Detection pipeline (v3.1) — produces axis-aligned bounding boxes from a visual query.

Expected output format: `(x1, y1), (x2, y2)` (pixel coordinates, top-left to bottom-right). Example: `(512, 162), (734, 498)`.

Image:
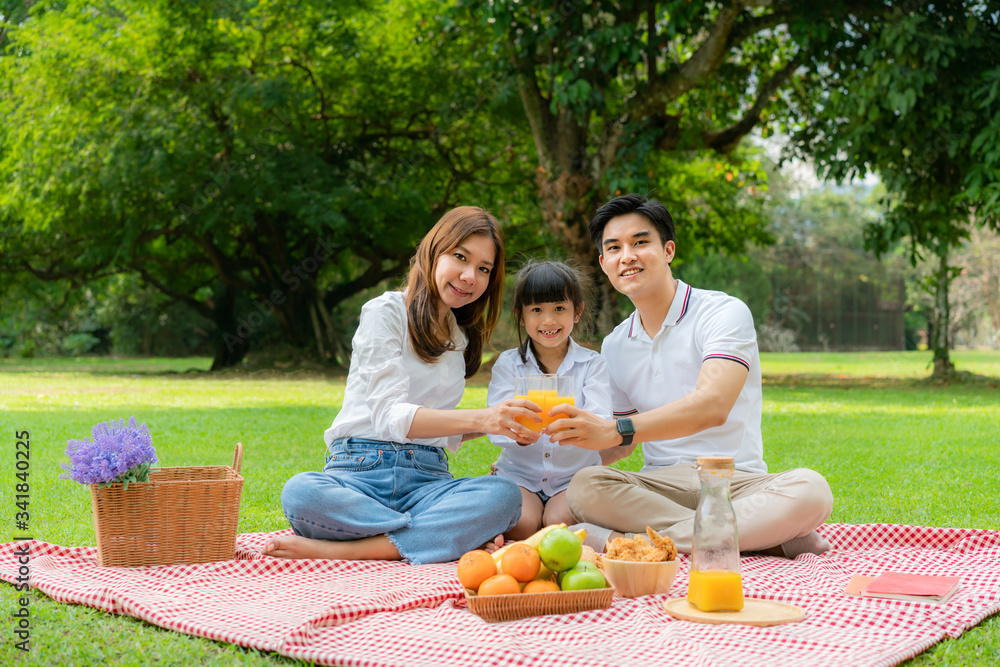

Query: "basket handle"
(233, 442), (244, 474)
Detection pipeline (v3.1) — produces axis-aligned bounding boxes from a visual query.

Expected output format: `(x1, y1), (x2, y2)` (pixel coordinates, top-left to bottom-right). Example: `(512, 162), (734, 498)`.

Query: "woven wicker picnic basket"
(89, 442), (244, 567)
(465, 585), (614, 622)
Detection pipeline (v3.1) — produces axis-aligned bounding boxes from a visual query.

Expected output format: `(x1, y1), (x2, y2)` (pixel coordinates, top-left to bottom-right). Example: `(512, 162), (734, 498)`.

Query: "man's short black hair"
(589, 193), (676, 254)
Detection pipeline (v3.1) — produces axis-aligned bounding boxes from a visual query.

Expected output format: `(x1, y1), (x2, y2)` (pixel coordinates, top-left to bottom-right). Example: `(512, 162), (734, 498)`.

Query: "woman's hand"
(484, 398), (542, 444)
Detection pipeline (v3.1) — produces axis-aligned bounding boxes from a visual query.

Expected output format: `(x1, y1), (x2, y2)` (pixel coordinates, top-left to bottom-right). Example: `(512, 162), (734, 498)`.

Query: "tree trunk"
(535, 169), (627, 337)
(210, 284), (251, 370)
(931, 249), (954, 380)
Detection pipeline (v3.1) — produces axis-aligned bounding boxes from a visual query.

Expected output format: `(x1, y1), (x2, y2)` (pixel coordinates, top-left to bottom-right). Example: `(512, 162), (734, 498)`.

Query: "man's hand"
(546, 404), (621, 450)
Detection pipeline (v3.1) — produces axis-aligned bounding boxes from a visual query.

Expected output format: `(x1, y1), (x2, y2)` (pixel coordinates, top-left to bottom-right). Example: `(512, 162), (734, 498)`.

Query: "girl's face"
(520, 299), (580, 352)
(434, 233), (496, 317)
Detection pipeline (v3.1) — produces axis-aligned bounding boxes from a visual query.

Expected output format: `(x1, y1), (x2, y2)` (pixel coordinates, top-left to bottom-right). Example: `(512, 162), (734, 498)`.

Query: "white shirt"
(601, 279), (766, 473)
(324, 290), (467, 451)
(487, 339), (611, 495)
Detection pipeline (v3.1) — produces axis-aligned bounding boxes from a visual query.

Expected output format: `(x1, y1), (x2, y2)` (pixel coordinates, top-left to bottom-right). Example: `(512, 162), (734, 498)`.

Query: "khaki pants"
(566, 464), (833, 553)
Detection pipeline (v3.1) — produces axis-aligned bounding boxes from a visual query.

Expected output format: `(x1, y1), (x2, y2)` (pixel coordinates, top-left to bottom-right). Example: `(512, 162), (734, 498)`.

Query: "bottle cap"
(696, 456), (735, 470)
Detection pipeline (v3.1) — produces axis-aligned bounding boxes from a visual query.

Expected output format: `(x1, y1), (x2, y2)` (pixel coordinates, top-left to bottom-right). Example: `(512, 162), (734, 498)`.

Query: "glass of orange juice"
(514, 375), (548, 434)
(543, 375), (575, 432)
(515, 375), (576, 433)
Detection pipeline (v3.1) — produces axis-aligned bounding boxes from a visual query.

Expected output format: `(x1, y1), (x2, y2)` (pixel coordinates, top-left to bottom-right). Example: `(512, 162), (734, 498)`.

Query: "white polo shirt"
(601, 279), (766, 473)
(487, 339), (611, 495)
(324, 290), (468, 451)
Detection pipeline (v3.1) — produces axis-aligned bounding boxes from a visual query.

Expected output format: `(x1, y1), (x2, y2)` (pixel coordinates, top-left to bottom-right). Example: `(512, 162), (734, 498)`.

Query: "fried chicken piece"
(644, 526), (678, 561)
(604, 526), (677, 562)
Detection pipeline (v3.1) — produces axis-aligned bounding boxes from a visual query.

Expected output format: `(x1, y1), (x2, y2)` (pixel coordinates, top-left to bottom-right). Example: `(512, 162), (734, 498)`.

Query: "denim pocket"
(324, 448), (384, 472)
(409, 447), (449, 475)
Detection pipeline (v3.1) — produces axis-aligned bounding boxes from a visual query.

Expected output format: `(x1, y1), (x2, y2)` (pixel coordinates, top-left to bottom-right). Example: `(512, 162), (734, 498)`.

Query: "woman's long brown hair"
(405, 206), (506, 378)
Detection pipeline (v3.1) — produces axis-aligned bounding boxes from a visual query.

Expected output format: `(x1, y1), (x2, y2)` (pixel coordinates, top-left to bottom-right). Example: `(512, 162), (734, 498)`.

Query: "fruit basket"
(464, 585), (615, 623)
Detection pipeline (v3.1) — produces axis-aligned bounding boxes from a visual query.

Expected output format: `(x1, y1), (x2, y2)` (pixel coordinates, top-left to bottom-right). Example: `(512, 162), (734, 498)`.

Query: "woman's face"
(433, 233), (496, 317)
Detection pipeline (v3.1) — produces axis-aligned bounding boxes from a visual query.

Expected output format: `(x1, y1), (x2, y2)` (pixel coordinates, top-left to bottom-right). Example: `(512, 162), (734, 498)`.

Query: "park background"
(2, 0), (999, 375)
(1, 1), (999, 665)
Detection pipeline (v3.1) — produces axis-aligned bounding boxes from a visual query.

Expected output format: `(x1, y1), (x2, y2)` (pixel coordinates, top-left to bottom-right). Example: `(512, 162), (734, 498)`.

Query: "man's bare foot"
(264, 533), (401, 561)
(745, 531), (831, 559)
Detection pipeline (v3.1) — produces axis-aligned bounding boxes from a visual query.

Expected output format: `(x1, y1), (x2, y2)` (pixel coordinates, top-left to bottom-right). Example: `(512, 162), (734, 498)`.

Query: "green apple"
(538, 527), (582, 572)
(560, 567), (607, 591)
(557, 560), (598, 584)
(556, 560), (603, 586)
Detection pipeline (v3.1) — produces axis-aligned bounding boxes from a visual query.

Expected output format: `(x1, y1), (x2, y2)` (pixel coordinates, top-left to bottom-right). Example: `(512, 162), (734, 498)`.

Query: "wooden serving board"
(664, 598), (805, 626)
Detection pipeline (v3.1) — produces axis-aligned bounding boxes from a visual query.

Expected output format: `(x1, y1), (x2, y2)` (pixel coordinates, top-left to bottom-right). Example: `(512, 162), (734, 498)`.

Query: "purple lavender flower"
(61, 417), (157, 488)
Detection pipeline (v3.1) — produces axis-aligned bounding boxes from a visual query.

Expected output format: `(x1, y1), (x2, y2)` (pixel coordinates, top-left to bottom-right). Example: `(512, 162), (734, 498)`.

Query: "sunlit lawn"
(1, 350), (998, 665)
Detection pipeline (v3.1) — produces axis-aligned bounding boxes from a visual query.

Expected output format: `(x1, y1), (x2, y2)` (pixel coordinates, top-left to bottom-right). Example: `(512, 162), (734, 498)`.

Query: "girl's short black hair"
(512, 260), (589, 371)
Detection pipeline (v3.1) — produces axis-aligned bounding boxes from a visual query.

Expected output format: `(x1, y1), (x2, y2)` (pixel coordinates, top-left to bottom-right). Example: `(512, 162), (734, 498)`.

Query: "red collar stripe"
(704, 353), (750, 371)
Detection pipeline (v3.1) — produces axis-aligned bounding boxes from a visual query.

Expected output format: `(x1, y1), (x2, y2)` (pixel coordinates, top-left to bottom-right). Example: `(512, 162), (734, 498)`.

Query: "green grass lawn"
(1, 350), (998, 665)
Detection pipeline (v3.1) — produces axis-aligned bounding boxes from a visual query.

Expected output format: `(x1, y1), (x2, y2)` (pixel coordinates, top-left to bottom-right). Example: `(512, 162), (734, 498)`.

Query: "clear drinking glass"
(545, 375), (575, 432)
(514, 375), (575, 433)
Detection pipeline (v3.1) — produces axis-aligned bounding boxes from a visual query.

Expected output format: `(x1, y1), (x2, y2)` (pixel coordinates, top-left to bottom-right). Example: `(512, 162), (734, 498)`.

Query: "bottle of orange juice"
(687, 456), (744, 612)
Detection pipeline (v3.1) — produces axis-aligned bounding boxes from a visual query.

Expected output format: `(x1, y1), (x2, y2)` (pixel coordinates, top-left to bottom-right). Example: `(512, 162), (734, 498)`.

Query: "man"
(548, 194), (833, 557)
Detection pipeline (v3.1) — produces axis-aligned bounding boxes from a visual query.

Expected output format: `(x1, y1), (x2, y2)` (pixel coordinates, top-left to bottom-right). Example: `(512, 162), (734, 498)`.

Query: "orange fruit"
(500, 543), (541, 583)
(477, 573), (521, 596)
(522, 579), (561, 594)
(457, 550), (497, 591)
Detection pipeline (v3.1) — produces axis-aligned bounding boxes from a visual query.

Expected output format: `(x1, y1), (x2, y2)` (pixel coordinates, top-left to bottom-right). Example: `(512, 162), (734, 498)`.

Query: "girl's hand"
(485, 399), (542, 443)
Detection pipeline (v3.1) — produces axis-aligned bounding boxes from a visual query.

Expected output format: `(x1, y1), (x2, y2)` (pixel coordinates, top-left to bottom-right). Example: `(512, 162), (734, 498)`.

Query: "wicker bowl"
(600, 558), (680, 598)
(465, 584), (614, 622)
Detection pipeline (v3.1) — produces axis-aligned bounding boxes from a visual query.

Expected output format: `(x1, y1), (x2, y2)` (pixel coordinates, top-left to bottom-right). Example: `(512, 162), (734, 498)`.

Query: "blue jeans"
(281, 438), (522, 564)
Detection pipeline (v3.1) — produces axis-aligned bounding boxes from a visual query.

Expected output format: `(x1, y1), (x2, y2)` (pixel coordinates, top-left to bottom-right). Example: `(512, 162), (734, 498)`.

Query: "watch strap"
(616, 417), (635, 447)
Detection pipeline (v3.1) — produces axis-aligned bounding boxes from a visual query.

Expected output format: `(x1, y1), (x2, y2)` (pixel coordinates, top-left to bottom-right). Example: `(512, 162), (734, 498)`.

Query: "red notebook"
(857, 571), (960, 603)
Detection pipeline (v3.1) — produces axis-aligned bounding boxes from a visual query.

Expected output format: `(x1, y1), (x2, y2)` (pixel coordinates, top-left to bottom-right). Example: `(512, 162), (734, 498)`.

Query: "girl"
(487, 260), (612, 540)
(266, 207), (541, 564)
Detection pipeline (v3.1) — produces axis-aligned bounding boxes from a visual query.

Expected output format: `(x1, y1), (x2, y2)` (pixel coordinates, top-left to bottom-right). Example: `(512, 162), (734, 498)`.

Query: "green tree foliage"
(790, 1), (1000, 378)
(757, 184), (907, 351)
(456, 0), (886, 332)
(678, 175), (909, 352)
(0, 0), (536, 368)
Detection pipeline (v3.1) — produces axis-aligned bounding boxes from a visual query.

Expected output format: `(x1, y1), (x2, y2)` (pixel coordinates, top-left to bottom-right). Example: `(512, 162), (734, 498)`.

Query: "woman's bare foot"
(481, 535), (505, 554)
(264, 533), (401, 561)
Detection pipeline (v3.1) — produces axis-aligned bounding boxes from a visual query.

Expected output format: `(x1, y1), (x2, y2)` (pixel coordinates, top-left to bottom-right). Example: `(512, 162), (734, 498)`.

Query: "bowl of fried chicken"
(598, 527), (680, 598)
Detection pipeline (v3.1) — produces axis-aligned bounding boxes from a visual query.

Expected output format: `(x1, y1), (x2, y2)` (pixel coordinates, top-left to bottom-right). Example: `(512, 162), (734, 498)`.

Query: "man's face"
(598, 213), (675, 300)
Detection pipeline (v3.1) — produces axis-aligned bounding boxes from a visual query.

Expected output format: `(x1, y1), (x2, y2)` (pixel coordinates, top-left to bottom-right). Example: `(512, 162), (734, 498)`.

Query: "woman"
(266, 207), (541, 564)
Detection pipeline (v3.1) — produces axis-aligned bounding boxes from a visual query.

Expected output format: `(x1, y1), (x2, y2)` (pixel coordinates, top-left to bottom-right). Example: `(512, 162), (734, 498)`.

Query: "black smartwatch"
(616, 417), (635, 447)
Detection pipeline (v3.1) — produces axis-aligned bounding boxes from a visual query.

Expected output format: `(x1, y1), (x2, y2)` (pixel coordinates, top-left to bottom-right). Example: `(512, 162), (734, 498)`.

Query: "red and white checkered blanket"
(3, 524), (999, 667)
